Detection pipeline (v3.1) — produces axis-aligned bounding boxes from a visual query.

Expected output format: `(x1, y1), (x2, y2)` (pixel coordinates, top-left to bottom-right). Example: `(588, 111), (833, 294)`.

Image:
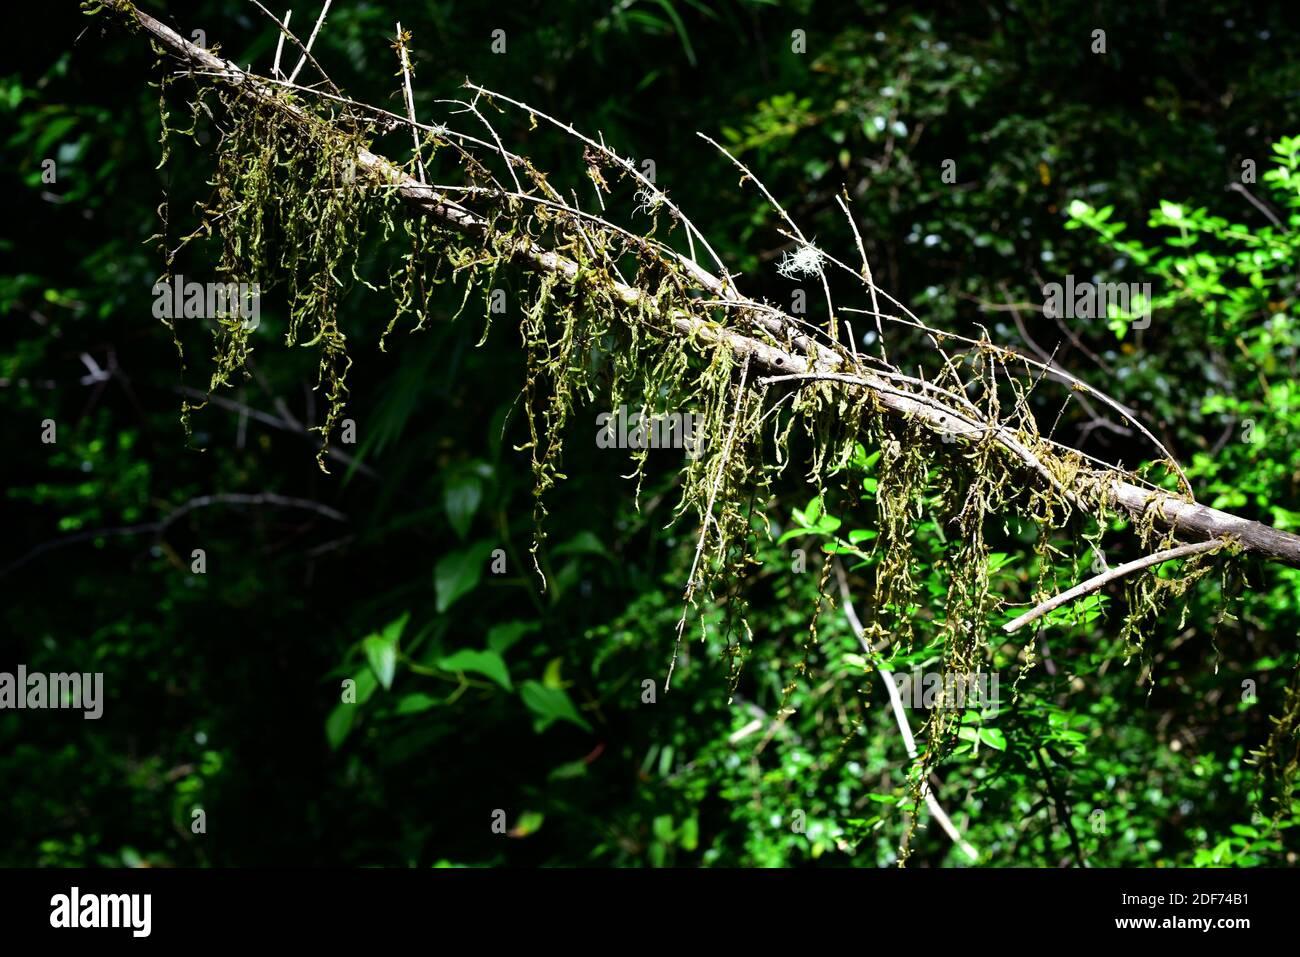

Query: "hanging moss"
(1251, 665), (1300, 819)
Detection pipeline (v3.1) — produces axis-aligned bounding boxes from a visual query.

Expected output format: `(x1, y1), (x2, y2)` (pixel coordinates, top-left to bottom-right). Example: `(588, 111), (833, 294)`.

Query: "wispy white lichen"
(777, 242), (825, 279)
(633, 184), (667, 217)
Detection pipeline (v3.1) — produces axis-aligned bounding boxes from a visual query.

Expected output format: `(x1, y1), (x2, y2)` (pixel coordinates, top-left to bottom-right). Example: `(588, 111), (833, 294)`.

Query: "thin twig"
(1, 493), (347, 578)
(394, 23), (426, 184)
(466, 82), (734, 291)
(247, 0), (340, 97)
(287, 0), (331, 84)
(271, 8), (291, 78)
(835, 192), (886, 363)
(835, 560), (980, 863)
(1002, 538), (1227, 634)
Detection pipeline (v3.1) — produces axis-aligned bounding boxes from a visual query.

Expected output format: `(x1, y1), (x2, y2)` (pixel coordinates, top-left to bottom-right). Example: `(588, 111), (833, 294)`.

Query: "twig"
(698, 132), (837, 333)
(835, 192), (886, 363)
(394, 23), (426, 184)
(175, 386), (378, 478)
(1227, 182), (1286, 231)
(834, 560), (980, 862)
(1002, 538), (1227, 634)
(465, 82), (734, 291)
(1, 492), (347, 578)
(459, 90), (524, 195)
(1030, 744), (1087, 867)
(271, 8), (291, 78)
(247, 0), (340, 97)
(842, 301), (1191, 497)
(287, 0), (330, 85)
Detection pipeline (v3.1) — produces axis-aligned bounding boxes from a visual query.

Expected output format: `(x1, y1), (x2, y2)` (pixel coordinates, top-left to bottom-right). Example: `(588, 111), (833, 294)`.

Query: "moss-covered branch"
(101, 0), (1300, 570)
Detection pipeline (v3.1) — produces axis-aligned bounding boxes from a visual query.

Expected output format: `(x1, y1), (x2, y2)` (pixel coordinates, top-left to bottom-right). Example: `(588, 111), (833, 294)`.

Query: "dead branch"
(101, 2), (1300, 568)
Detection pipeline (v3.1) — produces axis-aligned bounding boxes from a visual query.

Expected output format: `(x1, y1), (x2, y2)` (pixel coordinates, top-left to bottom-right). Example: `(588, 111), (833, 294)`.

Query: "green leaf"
(549, 558), (581, 601)
(325, 703), (356, 750)
(548, 759), (588, 781)
(363, 634), (398, 691)
(396, 692), (442, 715)
(486, 620), (538, 655)
(512, 810), (545, 837)
(435, 541), (495, 614)
(657, 743), (675, 777)
(679, 815), (699, 851)
(378, 613), (409, 646)
(348, 668), (379, 706)
(979, 727), (1008, 751)
(437, 648), (512, 690)
(542, 656), (566, 690)
(552, 530), (606, 558)
(520, 680), (591, 732)
(1038, 592), (1108, 629)
(815, 514), (842, 534)
(653, 814), (675, 842)
(648, 0), (697, 66)
(986, 552), (1015, 574)
(362, 613), (408, 691)
(444, 473), (483, 540)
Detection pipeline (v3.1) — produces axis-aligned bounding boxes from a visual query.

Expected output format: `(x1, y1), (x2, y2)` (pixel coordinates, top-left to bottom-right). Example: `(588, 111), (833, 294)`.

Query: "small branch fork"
(287, 0), (330, 85)
(100, 3), (1300, 569)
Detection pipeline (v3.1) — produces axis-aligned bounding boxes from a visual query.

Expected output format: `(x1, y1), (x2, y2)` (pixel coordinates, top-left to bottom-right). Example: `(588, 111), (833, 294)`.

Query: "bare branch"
(835, 560), (980, 863)
(835, 192), (886, 363)
(1002, 538), (1228, 634)
(287, 0), (331, 85)
(247, 0), (340, 98)
(2, 492), (347, 578)
(394, 23), (426, 184)
(271, 8), (290, 78)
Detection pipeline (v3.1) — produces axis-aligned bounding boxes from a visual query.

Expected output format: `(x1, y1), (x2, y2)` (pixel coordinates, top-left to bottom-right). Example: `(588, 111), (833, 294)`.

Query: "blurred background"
(2, 0), (1299, 866)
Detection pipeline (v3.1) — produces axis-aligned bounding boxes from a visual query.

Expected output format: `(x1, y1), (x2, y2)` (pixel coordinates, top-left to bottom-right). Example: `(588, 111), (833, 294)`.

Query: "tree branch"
(102, 2), (1300, 568)
(835, 560), (980, 863)
(1002, 538), (1227, 634)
